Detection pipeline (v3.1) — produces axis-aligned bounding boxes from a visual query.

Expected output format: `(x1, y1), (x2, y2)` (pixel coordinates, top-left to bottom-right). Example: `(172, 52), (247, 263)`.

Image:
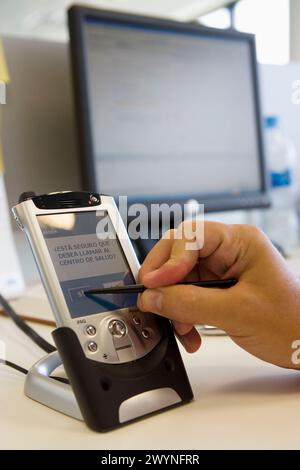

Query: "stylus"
(84, 279), (238, 296)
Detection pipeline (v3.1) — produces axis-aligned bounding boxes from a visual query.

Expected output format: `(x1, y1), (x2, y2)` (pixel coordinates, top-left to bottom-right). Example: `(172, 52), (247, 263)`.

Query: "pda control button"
(86, 325), (96, 336)
(87, 341), (98, 352)
(142, 329), (151, 339)
(108, 319), (127, 338)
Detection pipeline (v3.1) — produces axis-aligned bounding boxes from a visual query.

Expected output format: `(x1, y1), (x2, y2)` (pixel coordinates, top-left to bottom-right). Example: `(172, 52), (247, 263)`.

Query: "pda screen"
(37, 211), (136, 318)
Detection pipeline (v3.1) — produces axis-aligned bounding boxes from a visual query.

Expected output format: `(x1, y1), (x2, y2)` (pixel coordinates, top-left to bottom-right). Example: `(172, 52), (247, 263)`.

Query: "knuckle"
(239, 224), (264, 240)
(138, 266), (148, 282)
(160, 287), (181, 316)
(159, 290), (169, 313)
(238, 224), (269, 253)
(137, 293), (145, 311)
(185, 285), (200, 308)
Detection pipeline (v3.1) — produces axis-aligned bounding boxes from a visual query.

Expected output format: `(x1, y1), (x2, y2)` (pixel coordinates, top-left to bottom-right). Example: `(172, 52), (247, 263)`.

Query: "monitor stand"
(24, 351), (83, 421)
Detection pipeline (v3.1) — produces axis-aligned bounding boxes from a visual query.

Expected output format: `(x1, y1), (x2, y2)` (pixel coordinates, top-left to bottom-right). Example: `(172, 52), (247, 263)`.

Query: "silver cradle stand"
(25, 353), (182, 424)
(24, 351), (83, 421)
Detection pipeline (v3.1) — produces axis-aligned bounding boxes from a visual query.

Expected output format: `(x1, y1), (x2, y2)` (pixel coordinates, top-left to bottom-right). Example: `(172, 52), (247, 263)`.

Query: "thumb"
(138, 284), (239, 332)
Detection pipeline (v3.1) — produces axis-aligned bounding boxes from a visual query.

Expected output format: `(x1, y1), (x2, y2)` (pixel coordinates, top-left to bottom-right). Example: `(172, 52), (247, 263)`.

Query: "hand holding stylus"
(84, 279), (237, 296)
(137, 221), (300, 370)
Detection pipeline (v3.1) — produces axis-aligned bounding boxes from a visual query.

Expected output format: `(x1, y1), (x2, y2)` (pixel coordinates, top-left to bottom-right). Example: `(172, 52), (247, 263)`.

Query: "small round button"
(108, 319), (127, 338)
(89, 194), (99, 204)
(133, 316), (141, 325)
(87, 341), (98, 352)
(142, 328), (151, 339)
(86, 325), (96, 336)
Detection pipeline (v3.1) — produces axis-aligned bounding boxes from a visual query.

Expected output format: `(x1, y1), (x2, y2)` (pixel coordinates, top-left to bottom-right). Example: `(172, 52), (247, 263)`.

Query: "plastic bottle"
(263, 116), (299, 252)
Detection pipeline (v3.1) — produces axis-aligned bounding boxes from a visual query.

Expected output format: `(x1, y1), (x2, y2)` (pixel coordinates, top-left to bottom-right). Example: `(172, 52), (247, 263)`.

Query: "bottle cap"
(264, 116), (279, 129)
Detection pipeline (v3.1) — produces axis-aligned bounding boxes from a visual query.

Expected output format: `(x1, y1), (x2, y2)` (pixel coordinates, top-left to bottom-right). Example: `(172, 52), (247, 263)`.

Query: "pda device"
(13, 191), (193, 431)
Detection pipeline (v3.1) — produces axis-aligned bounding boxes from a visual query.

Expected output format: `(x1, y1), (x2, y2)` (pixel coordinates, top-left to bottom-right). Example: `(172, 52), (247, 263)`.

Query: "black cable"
(52, 376), (70, 385)
(0, 358), (28, 375)
(0, 293), (56, 354)
(0, 358), (70, 384)
(0, 293), (70, 384)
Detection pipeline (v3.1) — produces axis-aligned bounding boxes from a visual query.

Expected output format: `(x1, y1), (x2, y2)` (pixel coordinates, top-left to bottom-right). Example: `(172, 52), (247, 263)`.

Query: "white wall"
(0, 0), (232, 41)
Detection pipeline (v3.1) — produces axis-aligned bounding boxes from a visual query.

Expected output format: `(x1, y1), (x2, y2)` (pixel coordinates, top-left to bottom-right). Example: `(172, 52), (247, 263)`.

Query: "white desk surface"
(1, 252), (300, 450)
(1, 302), (300, 450)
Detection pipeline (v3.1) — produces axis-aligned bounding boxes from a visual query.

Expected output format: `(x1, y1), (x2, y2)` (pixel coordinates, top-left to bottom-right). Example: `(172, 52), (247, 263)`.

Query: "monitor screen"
(69, 8), (268, 212)
(38, 211), (136, 318)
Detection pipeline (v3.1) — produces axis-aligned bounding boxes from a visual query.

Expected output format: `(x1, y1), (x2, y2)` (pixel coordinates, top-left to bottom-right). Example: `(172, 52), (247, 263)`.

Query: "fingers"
(175, 326), (202, 354)
(139, 222), (242, 288)
(138, 230), (175, 284)
(138, 284), (238, 331)
(173, 322), (202, 353)
(139, 228), (199, 288)
(173, 321), (194, 336)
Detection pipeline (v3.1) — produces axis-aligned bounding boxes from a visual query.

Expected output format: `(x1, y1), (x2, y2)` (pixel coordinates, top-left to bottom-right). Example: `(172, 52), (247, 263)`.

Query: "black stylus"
(84, 279), (237, 296)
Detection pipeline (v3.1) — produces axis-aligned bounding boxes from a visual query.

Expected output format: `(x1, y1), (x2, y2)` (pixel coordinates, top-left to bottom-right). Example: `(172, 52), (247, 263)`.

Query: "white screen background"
(84, 22), (261, 198)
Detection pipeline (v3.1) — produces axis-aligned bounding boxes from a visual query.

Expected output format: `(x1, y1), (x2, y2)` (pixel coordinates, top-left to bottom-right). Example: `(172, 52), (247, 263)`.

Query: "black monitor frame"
(68, 5), (270, 213)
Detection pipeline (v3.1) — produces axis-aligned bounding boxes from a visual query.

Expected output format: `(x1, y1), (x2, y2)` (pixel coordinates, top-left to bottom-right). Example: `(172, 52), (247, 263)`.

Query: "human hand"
(138, 222), (300, 369)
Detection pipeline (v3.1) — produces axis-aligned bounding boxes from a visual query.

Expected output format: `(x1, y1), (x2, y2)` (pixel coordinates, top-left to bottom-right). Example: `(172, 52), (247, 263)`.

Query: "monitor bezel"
(68, 5), (270, 213)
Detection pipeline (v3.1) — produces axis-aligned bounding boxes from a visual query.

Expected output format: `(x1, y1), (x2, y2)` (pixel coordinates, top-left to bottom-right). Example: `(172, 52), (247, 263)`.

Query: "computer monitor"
(68, 6), (269, 213)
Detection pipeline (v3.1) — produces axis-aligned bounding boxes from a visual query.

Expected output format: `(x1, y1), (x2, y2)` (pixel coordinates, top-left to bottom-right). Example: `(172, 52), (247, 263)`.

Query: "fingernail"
(143, 289), (162, 313)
